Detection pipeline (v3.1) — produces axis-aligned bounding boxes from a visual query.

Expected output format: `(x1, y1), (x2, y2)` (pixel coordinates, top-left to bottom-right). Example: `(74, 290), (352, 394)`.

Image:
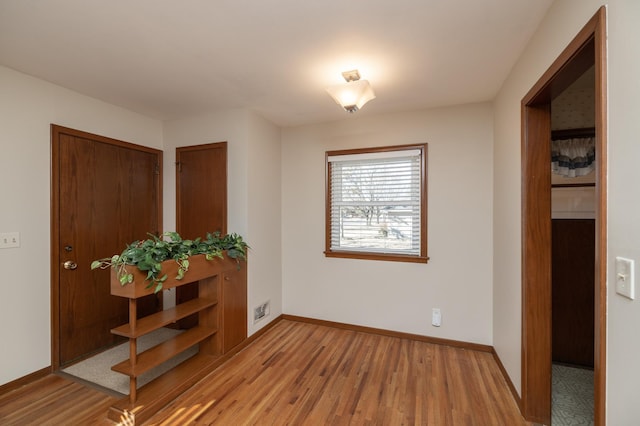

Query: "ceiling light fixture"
(326, 70), (376, 113)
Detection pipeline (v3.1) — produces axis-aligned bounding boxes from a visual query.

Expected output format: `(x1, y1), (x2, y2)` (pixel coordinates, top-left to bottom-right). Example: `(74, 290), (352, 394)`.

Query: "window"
(325, 144), (428, 263)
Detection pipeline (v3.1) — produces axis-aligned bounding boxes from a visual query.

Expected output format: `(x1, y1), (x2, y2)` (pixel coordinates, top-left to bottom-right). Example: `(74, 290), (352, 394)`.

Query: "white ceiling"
(0, 0), (554, 127)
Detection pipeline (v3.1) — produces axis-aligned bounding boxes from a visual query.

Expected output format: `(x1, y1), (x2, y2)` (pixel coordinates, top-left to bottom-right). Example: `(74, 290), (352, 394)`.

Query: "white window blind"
(328, 149), (422, 255)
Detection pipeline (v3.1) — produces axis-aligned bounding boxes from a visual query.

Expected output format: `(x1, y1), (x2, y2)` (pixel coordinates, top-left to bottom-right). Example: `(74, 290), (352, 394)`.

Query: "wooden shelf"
(111, 297), (218, 338)
(111, 325), (218, 377)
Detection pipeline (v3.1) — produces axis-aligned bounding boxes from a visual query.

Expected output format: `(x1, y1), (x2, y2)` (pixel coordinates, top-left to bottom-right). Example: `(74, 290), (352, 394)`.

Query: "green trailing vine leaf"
(91, 231), (248, 293)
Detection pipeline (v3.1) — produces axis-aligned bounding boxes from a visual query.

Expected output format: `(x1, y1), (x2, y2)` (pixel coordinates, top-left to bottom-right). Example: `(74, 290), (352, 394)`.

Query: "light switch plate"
(615, 256), (635, 300)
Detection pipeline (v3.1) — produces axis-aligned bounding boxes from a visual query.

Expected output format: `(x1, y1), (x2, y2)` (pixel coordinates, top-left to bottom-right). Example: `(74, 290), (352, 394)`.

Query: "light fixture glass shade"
(326, 79), (376, 113)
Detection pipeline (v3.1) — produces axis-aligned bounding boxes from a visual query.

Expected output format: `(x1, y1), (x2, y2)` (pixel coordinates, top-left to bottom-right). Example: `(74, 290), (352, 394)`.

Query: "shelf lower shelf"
(111, 325), (218, 377)
(108, 352), (224, 425)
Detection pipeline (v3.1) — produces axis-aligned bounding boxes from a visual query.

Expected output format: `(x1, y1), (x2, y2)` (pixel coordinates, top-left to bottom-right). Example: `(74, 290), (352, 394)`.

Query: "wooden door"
(176, 142), (227, 328)
(51, 125), (162, 367)
(176, 142), (227, 238)
(552, 219), (595, 367)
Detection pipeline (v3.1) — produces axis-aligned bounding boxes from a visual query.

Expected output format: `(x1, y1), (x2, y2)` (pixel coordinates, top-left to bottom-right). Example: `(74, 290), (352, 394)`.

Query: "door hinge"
(175, 161), (182, 172)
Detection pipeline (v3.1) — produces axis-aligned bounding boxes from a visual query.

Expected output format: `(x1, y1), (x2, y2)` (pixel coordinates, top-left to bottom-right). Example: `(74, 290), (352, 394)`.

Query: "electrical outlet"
(0, 232), (20, 249)
(432, 308), (441, 327)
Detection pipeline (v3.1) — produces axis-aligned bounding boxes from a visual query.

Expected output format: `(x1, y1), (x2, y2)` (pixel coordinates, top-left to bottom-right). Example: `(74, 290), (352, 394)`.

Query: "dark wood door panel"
(53, 125), (162, 366)
(176, 142), (227, 238)
(552, 219), (595, 367)
(175, 142), (227, 329)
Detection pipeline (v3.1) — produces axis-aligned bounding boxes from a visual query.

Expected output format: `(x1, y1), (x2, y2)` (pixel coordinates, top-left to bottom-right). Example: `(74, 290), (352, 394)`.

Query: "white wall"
(282, 103), (494, 344)
(493, 1), (640, 423)
(247, 113), (283, 333)
(0, 65), (163, 385)
(162, 109), (282, 335)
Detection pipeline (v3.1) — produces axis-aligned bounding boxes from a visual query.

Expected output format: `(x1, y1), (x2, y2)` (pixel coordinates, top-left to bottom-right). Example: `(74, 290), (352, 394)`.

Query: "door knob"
(63, 260), (78, 270)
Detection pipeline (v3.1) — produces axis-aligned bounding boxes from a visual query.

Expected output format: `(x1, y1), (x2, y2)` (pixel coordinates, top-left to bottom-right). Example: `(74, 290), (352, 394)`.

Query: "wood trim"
(523, 37), (595, 106)
(175, 141), (228, 153)
(282, 314), (493, 353)
(50, 126), (62, 370)
(245, 314), (284, 344)
(323, 250), (429, 263)
(157, 151), (164, 237)
(51, 125), (164, 154)
(324, 143), (429, 263)
(521, 103), (553, 425)
(491, 348), (523, 413)
(0, 367), (51, 395)
(521, 7), (606, 425)
(592, 7), (608, 425)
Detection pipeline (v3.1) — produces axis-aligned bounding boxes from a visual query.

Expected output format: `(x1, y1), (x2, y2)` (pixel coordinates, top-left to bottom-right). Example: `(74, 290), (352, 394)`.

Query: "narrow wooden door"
(176, 142), (227, 328)
(176, 142), (227, 238)
(52, 125), (162, 367)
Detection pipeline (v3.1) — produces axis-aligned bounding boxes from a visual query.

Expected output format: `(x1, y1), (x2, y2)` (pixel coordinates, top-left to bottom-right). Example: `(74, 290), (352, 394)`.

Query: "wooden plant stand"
(106, 254), (246, 424)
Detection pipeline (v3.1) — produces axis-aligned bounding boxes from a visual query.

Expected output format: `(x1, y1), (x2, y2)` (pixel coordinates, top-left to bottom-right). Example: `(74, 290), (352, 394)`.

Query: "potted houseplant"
(91, 231), (248, 295)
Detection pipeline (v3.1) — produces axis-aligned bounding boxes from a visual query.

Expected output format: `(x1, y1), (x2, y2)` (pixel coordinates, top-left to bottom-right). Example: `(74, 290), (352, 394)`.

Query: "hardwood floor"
(0, 319), (529, 425)
(0, 374), (116, 425)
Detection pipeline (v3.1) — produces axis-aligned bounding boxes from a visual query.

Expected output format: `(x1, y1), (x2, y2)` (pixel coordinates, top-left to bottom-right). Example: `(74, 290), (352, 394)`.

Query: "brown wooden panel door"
(552, 218), (595, 367)
(176, 142), (227, 239)
(52, 125), (162, 366)
(176, 142), (227, 328)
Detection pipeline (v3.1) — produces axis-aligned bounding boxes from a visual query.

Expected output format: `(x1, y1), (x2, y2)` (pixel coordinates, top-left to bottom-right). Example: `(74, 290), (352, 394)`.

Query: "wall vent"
(253, 300), (270, 323)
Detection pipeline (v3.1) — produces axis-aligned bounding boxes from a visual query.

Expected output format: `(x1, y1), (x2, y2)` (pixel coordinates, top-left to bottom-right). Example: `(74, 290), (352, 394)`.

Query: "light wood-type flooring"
(0, 319), (530, 425)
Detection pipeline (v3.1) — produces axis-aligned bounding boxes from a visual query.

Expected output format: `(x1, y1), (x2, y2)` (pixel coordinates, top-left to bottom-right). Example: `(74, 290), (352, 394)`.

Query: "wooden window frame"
(325, 143), (428, 263)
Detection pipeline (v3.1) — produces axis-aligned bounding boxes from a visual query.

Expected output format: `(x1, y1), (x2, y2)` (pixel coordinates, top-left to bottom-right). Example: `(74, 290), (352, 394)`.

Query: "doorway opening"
(520, 7), (607, 425)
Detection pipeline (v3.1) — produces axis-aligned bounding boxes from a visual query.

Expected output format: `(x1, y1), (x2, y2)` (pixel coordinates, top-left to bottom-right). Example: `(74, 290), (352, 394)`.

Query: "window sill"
(324, 250), (429, 264)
